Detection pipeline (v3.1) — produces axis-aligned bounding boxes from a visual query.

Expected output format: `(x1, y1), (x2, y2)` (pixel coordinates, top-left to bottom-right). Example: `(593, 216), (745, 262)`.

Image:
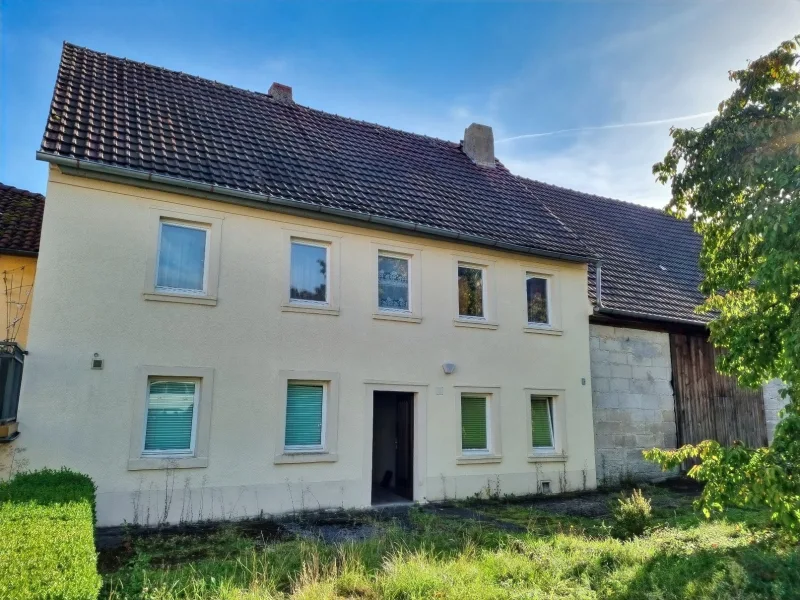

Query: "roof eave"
(594, 305), (711, 327)
(37, 151), (597, 265)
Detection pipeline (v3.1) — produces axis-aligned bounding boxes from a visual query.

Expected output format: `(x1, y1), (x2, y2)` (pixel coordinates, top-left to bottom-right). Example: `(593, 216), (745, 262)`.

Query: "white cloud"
(494, 0), (800, 208)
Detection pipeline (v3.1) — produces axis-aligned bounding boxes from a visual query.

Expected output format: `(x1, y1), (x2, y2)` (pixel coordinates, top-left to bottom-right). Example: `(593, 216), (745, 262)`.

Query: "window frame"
(455, 386), (502, 464)
(128, 366), (215, 471)
(371, 241), (423, 323)
(377, 251), (412, 314)
(274, 370), (340, 464)
(525, 273), (552, 328)
(529, 395), (556, 452)
(452, 255), (498, 329)
(281, 229), (341, 316)
(460, 394), (491, 455)
(143, 208), (222, 306)
(289, 239), (331, 306)
(141, 377), (201, 457)
(524, 388), (567, 462)
(155, 220), (211, 296)
(283, 380), (328, 453)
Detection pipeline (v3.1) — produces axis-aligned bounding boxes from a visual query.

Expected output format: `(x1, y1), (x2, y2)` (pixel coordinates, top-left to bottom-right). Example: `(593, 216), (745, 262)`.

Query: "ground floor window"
(530, 395), (555, 450)
(285, 382), (326, 451)
(460, 394), (489, 453)
(143, 379), (199, 455)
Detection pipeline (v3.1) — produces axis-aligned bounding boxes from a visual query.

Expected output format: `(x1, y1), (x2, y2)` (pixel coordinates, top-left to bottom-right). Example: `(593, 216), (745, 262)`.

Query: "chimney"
(268, 82), (293, 103)
(462, 123), (495, 168)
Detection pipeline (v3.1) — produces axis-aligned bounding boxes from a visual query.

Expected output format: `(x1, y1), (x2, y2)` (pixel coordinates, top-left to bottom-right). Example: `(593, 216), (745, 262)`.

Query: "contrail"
(497, 111), (716, 143)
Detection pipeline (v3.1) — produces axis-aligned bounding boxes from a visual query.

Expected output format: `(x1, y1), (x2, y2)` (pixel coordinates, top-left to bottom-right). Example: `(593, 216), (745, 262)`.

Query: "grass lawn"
(101, 485), (800, 599)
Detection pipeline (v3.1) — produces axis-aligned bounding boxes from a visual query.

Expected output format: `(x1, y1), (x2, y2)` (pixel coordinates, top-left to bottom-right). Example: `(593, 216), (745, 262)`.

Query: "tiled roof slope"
(39, 43), (592, 261)
(519, 177), (709, 324)
(0, 184), (45, 254)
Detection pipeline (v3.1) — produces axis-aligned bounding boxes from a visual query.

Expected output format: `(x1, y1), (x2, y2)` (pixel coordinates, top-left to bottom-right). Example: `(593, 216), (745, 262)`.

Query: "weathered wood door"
(670, 333), (767, 448)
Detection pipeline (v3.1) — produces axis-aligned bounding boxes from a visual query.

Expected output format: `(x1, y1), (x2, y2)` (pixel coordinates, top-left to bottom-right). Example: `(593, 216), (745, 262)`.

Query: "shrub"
(611, 488), (652, 539)
(0, 468), (101, 600)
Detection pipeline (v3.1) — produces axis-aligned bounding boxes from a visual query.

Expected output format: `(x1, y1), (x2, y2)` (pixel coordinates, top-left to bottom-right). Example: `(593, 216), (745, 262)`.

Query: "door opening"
(372, 391), (414, 504)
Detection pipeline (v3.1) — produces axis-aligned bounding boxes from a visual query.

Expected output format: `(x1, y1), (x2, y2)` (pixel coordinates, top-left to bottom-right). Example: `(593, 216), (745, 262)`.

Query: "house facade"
(19, 44), (599, 525)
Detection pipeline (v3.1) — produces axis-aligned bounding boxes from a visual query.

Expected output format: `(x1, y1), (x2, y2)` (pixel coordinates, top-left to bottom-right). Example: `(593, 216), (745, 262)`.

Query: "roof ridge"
(0, 182), (45, 200)
(516, 174), (678, 218)
(61, 42), (465, 151)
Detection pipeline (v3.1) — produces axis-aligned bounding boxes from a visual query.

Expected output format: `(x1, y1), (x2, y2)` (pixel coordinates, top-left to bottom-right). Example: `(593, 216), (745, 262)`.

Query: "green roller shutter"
(461, 395), (488, 451)
(144, 381), (196, 453)
(285, 383), (324, 448)
(531, 396), (554, 448)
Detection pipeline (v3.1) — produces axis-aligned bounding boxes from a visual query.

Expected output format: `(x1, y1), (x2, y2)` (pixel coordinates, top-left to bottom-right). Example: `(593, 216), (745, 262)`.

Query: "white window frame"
(525, 388), (567, 462)
(143, 207), (222, 306)
(371, 241), (423, 323)
(460, 393), (491, 455)
(452, 255), (497, 329)
(283, 380), (328, 453)
(128, 366), (215, 471)
(289, 239), (331, 306)
(281, 229), (341, 316)
(530, 395), (556, 452)
(454, 386), (502, 464)
(274, 370), (340, 464)
(141, 377), (201, 457)
(155, 220), (211, 296)
(377, 251), (411, 314)
(525, 273), (552, 328)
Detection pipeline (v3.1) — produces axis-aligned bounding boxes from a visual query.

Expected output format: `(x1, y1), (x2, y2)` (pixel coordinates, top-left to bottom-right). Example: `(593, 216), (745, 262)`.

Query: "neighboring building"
(531, 180), (784, 482)
(21, 44), (599, 525)
(0, 183), (44, 348)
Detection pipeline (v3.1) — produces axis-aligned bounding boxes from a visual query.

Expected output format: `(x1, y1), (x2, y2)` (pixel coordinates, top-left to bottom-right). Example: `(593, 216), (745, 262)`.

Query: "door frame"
(363, 381), (429, 505)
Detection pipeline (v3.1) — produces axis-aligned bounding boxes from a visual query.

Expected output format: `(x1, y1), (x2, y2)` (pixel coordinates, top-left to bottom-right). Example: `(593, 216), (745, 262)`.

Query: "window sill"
(274, 452), (339, 464)
(281, 303), (340, 316)
(128, 456), (209, 471)
(523, 325), (563, 336)
(456, 453), (502, 465)
(527, 453), (568, 463)
(373, 312), (422, 324)
(453, 318), (499, 330)
(143, 292), (217, 306)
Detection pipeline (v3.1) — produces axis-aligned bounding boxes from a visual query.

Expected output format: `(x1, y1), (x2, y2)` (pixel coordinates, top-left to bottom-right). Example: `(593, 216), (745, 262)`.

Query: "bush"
(0, 468), (101, 600)
(611, 488), (652, 539)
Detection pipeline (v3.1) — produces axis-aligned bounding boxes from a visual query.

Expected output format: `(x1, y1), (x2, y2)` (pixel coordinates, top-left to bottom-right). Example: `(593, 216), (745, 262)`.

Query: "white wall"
(18, 169), (597, 525)
(764, 379), (790, 444)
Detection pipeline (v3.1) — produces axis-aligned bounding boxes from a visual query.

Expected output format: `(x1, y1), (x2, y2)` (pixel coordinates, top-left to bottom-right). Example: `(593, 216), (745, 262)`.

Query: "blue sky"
(2, 0), (798, 206)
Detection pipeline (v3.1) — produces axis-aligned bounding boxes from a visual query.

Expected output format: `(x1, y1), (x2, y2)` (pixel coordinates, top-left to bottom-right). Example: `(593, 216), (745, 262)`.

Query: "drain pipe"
(594, 261), (603, 309)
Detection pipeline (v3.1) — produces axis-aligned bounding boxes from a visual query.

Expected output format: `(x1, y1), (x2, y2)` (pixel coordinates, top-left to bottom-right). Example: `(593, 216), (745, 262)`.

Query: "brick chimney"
(269, 82), (293, 103)
(462, 123), (495, 168)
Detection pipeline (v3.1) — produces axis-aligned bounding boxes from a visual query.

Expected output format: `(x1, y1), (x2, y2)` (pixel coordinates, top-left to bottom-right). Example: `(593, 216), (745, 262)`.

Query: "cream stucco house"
(19, 44), (600, 525)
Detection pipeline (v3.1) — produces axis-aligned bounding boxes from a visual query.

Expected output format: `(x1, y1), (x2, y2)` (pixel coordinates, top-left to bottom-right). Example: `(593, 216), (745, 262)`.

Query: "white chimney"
(462, 123), (495, 167)
(269, 82), (293, 103)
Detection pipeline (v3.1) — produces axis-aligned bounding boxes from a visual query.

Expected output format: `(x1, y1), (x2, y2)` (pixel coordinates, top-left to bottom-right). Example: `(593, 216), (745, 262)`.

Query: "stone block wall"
(764, 378), (790, 444)
(590, 324), (678, 484)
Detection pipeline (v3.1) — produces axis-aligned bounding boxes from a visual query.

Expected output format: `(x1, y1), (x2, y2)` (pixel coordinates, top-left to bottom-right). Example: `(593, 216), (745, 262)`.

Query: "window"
(290, 241), (329, 303)
(530, 396), (555, 450)
(378, 252), (410, 312)
(156, 221), (209, 295)
(526, 275), (550, 325)
(461, 395), (489, 453)
(143, 379), (199, 455)
(285, 382), (326, 451)
(458, 263), (485, 319)
(129, 366), (214, 471)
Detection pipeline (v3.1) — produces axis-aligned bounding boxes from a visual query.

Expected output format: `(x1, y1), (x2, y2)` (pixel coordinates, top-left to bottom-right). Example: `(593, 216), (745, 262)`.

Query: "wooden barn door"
(670, 333), (767, 449)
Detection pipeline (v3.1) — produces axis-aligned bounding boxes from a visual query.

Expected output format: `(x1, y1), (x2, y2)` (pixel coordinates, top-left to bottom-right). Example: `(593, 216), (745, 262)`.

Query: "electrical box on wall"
(91, 353), (104, 370)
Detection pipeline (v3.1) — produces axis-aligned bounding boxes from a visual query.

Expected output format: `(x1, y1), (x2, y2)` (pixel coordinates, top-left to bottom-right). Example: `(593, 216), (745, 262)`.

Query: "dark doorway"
(372, 391), (414, 504)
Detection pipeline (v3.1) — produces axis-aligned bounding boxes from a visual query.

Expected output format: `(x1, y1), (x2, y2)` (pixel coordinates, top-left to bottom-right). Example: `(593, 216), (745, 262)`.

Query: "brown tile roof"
(38, 43), (594, 262)
(518, 177), (708, 325)
(0, 184), (45, 255)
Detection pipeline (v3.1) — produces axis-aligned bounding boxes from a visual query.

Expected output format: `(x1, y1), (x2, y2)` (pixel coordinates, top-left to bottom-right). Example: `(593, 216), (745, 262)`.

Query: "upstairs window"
(378, 253), (410, 312)
(156, 221), (209, 295)
(526, 275), (550, 325)
(530, 396), (555, 450)
(458, 263), (485, 319)
(290, 241), (329, 304)
(143, 379), (199, 455)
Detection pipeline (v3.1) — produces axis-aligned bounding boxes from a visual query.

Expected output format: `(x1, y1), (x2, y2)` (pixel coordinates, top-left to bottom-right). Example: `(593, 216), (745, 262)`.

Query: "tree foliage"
(649, 36), (800, 534)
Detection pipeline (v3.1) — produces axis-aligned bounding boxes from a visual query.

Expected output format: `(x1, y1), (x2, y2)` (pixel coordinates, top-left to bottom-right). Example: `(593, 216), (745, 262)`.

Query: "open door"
(372, 391), (414, 504)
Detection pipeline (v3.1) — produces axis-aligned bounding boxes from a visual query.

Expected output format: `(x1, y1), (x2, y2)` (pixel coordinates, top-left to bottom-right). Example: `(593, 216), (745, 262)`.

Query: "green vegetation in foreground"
(103, 487), (800, 600)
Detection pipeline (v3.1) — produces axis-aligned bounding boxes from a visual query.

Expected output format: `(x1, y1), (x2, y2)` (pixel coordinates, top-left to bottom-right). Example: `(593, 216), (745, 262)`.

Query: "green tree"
(647, 36), (800, 534)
